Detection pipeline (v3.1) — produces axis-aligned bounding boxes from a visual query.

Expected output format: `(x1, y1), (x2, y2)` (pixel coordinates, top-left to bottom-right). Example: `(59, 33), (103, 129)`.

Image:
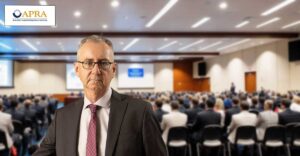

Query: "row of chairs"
(167, 123), (300, 156)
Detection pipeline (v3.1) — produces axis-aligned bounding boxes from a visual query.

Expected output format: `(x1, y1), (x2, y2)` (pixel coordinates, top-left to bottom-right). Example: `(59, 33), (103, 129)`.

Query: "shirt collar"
(83, 88), (112, 109)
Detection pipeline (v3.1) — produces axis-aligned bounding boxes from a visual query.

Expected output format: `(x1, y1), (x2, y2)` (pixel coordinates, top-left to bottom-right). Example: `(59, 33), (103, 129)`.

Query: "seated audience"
(279, 98), (300, 125)
(214, 98), (225, 127)
(257, 100), (278, 140)
(153, 99), (168, 123)
(161, 101), (187, 143)
(185, 97), (203, 124)
(227, 101), (257, 143)
(290, 95), (300, 112)
(225, 97), (241, 128)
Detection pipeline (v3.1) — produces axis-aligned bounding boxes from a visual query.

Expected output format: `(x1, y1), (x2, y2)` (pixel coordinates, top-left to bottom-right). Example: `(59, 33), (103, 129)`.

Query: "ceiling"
(0, 0), (299, 62)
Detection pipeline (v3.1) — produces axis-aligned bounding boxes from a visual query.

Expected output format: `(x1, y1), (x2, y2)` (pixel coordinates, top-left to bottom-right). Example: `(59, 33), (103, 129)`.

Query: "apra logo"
(12, 9), (47, 18)
(12, 9), (22, 18)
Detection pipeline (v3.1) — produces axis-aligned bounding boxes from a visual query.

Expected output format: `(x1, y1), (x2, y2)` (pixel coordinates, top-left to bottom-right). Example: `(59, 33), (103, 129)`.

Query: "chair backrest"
(286, 122), (299, 141)
(201, 124), (222, 143)
(0, 129), (8, 150)
(167, 127), (188, 143)
(263, 125), (286, 145)
(235, 126), (257, 144)
(291, 124), (300, 143)
(13, 120), (24, 135)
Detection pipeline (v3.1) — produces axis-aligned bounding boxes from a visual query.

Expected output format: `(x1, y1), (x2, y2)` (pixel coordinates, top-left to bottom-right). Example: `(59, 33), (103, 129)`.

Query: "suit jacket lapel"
(105, 90), (128, 156)
(64, 99), (83, 156)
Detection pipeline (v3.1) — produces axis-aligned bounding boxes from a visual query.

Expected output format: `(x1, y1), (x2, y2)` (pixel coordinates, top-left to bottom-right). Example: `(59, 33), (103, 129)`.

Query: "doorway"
(245, 72), (256, 93)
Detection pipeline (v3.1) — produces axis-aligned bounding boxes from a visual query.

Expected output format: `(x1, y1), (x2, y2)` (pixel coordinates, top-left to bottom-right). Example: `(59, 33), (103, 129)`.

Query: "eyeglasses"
(77, 60), (113, 70)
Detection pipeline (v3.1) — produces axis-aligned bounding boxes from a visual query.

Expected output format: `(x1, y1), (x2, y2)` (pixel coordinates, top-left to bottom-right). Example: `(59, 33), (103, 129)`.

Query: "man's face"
(75, 41), (116, 93)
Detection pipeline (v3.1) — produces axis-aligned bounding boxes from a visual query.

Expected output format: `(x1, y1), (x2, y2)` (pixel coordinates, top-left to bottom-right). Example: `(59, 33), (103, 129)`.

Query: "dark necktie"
(86, 104), (98, 156)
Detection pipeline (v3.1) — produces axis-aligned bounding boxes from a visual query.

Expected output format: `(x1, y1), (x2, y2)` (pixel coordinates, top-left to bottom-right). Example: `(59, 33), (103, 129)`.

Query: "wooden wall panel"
(173, 61), (210, 92)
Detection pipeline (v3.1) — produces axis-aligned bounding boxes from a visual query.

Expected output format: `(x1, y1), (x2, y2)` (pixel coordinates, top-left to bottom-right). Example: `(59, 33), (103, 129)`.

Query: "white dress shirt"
(78, 88), (112, 156)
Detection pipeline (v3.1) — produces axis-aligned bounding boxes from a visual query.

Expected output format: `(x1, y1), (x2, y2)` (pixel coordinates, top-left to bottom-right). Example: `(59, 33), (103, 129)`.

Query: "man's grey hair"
(77, 35), (114, 60)
(78, 35), (113, 49)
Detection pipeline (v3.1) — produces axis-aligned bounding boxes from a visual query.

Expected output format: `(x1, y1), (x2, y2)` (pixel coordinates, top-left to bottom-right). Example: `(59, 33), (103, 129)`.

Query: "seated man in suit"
(224, 97), (241, 129)
(33, 35), (167, 156)
(161, 101), (187, 144)
(0, 102), (14, 156)
(279, 98), (300, 125)
(191, 98), (221, 141)
(153, 99), (168, 123)
(227, 101), (257, 144)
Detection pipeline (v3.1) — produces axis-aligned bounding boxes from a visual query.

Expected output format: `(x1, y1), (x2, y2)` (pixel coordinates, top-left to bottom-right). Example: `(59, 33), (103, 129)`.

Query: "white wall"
(1, 62), (174, 94)
(206, 39), (299, 93)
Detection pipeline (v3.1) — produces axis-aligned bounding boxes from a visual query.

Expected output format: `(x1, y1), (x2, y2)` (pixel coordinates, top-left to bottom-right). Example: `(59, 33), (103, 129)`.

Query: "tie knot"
(88, 104), (97, 114)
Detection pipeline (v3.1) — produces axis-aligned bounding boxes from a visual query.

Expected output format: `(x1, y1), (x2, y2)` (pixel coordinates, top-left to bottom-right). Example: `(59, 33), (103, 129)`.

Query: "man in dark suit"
(185, 98), (203, 124)
(153, 99), (168, 123)
(278, 98), (300, 125)
(33, 35), (167, 156)
(224, 97), (240, 129)
(190, 98), (220, 156)
(191, 98), (221, 141)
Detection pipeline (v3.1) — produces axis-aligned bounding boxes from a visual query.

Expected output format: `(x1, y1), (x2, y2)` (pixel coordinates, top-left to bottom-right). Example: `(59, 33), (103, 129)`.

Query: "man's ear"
(74, 62), (80, 77)
(112, 63), (117, 77)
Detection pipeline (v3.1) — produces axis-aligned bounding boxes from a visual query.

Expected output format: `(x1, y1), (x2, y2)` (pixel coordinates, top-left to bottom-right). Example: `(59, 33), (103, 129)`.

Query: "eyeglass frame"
(76, 60), (114, 70)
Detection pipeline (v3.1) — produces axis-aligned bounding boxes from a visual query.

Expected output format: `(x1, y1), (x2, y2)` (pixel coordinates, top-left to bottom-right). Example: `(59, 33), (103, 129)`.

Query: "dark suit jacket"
(33, 90), (167, 156)
(154, 108), (168, 123)
(191, 109), (221, 141)
(224, 106), (240, 128)
(278, 108), (300, 125)
(184, 107), (203, 124)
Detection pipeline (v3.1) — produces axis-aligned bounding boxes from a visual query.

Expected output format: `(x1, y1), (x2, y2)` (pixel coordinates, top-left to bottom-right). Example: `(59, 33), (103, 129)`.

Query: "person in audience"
(0, 102), (14, 156)
(192, 98), (221, 141)
(33, 35), (167, 156)
(256, 100), (278, 140)
(290, 95), (300, 112)
(215, 98), (225, 127)
(185, 97), (203, 124)
(227, 101), (257, 143)
(161, 96), (171, 113)
(230, 82), (236, 95)
(161, 101), (187, 143)
(278, 98), (300, 125)
(224, 97), (241, 128)
(153, 99), (168, 123)
(5, 99), (25, 123)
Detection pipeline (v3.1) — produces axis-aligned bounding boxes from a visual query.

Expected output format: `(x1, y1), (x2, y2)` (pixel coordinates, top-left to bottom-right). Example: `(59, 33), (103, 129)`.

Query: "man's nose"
(91, 63), (101, 74)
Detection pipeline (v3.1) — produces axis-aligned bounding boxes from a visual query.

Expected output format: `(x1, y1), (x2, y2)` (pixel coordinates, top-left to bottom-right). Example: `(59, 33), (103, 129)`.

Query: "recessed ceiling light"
(146, 0), (178, 27)
(74, 11), (81, 18)
(158, 41), (177, 50)
(120, 41), (124, 45)
(0, 42), (12, 50)
(102, 24), (108, 29)
(200, 41), (223, 50)
(218, 39), (250, 51)
(111, 0), (120, 8)
(282, 20), (300, 29)
(21, 39), (39, 51)
(219, 2), (228, 10)
(261, 0), (295, 16)
(256, 17), (280, 28)
(39, 0), (48, 5)
(191, 17), (211, 28)
(75, 24), (81, 29)
(36, 41), (41, 45)
(235, 20), (249, 28)
(164, 38), (169, 41)
(179, 40), (204, 51)
(57, 42), (62, 45)
(123, 38), (139, 51)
